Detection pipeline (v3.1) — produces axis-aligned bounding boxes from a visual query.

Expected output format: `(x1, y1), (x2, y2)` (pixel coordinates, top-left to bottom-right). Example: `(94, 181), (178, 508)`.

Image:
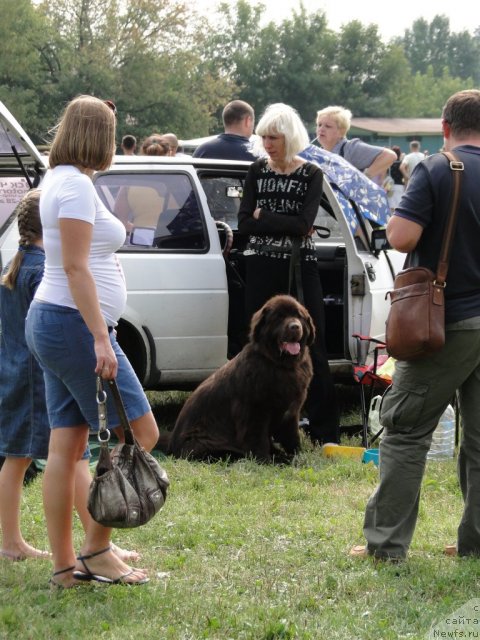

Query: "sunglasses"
(104, 100), (117, 116)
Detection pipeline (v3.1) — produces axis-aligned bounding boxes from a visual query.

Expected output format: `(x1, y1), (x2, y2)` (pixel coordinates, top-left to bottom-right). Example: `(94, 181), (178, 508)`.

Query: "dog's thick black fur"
(157, 295), (315, 462)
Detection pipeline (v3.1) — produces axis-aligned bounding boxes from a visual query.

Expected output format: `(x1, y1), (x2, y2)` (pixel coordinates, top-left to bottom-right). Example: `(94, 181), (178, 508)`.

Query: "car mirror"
(130, 226), (155, 246)
(226, 185), (243, 198)
(370, 227), (390, 255)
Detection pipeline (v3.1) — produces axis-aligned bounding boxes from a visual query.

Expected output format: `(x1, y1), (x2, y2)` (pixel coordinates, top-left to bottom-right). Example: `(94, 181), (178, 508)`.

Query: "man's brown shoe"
(349, 545), (369, 557)
(349, 544), (403, 563)
(444, 544), (457, 556)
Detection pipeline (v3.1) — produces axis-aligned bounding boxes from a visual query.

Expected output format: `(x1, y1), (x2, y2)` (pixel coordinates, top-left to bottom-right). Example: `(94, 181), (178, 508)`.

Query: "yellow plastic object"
(322, 444), (366, 459)
(376, 356), (396, 381)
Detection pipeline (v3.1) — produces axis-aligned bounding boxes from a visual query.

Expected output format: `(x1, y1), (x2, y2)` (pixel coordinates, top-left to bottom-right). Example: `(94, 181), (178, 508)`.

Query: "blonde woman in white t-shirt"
(25, 96), (159, 588)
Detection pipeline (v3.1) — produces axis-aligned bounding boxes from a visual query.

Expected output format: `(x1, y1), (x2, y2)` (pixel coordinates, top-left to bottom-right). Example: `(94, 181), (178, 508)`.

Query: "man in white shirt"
(400, 140), (425, 185)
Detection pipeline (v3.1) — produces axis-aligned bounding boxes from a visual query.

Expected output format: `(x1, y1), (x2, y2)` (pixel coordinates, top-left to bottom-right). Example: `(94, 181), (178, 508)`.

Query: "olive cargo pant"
(363, 317), (480, 559)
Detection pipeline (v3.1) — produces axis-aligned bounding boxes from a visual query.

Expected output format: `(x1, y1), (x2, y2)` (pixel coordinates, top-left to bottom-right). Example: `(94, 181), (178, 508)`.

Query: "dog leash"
(288, 237), (304, 305)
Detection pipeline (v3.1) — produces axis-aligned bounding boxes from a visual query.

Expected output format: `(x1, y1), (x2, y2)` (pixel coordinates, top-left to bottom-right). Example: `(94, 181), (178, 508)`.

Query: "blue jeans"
(0, 248), (49, 458)
(25, 301), (150, 431)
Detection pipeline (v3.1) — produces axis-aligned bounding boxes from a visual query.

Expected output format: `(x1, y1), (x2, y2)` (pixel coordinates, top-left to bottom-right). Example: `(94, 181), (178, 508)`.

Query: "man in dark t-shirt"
(193, 100), (256, 161)
(352, 89), (480, 561)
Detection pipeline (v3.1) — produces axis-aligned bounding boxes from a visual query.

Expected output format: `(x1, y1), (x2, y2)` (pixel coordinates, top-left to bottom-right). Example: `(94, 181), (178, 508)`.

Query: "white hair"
(254, 103), (309, 162)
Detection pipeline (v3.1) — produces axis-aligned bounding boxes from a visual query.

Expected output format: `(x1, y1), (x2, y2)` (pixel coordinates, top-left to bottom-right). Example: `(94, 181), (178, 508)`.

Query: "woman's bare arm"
(59, 218), (117, 378)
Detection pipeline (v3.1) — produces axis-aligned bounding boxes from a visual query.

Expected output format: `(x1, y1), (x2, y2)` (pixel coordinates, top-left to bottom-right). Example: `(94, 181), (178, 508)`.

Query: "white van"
(0, 101), (404, 389)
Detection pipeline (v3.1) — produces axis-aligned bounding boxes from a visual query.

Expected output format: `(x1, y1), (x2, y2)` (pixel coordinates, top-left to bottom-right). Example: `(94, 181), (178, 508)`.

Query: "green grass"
(0, 391), (475, 640)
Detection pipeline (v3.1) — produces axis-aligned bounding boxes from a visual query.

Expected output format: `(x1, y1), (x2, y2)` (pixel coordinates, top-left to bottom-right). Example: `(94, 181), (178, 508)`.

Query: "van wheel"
(115, 321), (148, 383)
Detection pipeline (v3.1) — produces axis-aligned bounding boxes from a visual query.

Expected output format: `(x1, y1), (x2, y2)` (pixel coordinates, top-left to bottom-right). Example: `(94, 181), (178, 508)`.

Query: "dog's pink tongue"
(282, 342), (301, 355)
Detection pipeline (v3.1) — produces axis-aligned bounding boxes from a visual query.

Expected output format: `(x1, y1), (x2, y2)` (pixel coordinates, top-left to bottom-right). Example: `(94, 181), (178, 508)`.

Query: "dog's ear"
(250, 304), (269, 343)
(302, 308), (316, 346)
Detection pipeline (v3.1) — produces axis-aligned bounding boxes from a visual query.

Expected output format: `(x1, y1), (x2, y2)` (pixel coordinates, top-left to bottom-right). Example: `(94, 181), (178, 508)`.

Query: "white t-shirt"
(401, 151), (425, 177)
(35, 165), (127, 326)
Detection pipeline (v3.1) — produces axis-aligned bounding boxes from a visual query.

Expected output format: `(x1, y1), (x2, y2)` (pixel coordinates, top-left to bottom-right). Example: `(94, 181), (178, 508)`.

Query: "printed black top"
(237, 158), (323, 261)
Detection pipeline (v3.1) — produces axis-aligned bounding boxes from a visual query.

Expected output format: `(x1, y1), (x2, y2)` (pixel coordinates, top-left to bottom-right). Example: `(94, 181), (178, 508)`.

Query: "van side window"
(94, 172), (208, 251)
(198, 174), (244, 230)
(314, 206), (344, 243)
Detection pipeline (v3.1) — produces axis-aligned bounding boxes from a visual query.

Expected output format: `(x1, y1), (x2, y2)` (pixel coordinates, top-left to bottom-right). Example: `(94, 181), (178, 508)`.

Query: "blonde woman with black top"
(238, 103), (339, 444)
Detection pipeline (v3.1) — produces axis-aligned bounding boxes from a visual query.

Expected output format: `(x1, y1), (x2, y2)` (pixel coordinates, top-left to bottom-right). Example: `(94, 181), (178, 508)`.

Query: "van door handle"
(365, 262), (376, 282)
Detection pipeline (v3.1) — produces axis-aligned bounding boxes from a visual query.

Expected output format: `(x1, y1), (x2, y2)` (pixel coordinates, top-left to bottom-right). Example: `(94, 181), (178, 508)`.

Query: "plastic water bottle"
(427, 404), (455, 460)
(369, 395), (384, 439)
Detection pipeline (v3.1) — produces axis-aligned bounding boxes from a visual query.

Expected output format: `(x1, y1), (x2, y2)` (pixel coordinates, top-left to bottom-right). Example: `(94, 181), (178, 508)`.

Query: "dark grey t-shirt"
(394, 145), (480, 323)
(192, 133), (256, 161)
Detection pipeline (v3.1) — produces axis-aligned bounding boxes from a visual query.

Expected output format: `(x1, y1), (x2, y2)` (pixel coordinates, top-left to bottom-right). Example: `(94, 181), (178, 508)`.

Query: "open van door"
(315, 179), (404, 376)
(0, 101), (47, 268)
(300, 143), (406, 378)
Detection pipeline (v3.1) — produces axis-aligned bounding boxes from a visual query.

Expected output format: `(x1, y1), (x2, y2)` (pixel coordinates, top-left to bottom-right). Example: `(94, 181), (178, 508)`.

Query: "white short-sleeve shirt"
(35, 165), (127, 326)
(401, 151), (425, 177)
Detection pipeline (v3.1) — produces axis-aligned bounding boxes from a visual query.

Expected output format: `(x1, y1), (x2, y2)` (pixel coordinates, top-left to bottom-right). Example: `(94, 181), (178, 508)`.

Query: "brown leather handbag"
(88, 377), (169, 528)
(385, 151), (463, 361)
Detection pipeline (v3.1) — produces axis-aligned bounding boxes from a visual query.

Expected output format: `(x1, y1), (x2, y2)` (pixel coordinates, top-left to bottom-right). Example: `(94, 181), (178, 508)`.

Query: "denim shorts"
(25, 301), (151, 430)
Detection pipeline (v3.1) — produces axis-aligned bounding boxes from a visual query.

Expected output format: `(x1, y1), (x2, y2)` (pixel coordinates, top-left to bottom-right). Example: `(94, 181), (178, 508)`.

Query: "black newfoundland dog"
(158, 295), (315, 462)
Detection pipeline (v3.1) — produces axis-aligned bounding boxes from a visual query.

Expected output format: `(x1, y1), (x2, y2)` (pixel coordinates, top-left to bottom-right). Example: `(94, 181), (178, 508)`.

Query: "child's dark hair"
(2, 189), (42, 290)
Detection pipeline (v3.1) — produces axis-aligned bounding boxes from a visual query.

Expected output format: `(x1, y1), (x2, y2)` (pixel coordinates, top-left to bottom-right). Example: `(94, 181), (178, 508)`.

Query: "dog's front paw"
(270, 441), (295, 465)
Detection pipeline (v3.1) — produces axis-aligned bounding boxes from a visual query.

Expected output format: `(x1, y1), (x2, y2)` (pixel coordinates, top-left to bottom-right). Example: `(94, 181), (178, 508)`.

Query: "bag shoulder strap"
(435, 151), (464, 286)
(107, 378), (135, 445)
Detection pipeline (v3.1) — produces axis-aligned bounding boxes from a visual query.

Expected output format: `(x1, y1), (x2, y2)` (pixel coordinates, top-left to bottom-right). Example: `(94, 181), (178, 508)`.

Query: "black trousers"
(245, 254), (340, 444)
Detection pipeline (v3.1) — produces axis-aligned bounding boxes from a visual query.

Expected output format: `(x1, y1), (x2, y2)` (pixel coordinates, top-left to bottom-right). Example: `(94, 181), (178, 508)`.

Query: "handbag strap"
(96, 376), (135, 446)
(435, 151), (464, 286)
(108, 378), (135, 445)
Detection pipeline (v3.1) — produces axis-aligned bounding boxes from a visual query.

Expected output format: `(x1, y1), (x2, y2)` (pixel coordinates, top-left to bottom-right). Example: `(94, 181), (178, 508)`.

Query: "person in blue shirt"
(193, 100), (256, 161)
(0, 190), (50, 561)
(352, 89), (480, 561)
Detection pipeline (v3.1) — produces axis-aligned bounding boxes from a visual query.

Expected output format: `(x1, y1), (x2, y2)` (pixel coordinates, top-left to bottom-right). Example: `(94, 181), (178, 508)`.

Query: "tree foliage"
(398, 15), (480, 83)
(1, 0), (479, 142)
(0, 0), (49, 128)
(1, 0), (233, 142)
(204, 2), (476, 128)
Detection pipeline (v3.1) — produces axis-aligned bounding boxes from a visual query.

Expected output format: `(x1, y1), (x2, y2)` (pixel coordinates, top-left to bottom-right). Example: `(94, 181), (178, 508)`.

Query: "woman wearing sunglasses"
(26, 95), (159, 588)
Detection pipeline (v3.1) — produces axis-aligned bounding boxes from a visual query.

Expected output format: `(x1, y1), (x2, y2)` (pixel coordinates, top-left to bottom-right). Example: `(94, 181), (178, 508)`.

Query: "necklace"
(268, 158), (303, 175)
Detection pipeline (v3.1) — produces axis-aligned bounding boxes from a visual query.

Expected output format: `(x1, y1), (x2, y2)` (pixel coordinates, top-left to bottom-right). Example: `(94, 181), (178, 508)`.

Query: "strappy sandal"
(49, 565), (77, 590)
(73, 546), (149, 585)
